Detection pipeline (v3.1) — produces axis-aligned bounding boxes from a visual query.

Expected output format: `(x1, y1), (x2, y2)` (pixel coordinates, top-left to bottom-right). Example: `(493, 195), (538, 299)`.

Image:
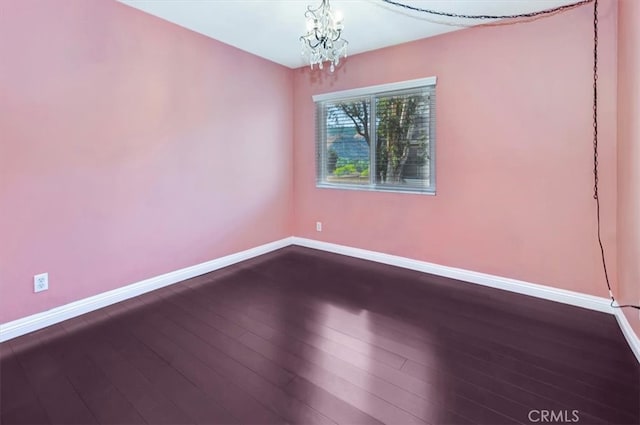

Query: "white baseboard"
(0, 237), (294, 343)
(292, 238), (640, 363)
(291, 237), (614, 314)
(3, 235), (637, 365)
(613, 306), (640, 363)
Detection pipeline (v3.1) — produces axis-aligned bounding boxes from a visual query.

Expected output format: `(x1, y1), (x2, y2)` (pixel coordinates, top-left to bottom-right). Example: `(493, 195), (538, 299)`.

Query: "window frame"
(314, 77), (437, 195)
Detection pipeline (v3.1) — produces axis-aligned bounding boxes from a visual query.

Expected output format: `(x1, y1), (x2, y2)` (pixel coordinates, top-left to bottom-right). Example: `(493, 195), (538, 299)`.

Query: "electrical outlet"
(34, 273), (48, 293)
(316, 221), (322, 232)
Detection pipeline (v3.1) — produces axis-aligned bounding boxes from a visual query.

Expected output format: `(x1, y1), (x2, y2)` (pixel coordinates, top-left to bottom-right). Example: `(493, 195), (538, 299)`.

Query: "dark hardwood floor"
(1, 246), (638, 424)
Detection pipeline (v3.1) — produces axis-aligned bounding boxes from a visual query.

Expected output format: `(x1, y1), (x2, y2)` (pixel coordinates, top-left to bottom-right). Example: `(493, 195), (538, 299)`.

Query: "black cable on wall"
(379, 0), (639, 311)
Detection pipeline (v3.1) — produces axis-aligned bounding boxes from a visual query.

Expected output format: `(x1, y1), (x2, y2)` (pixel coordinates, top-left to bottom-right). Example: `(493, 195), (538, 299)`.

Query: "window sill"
(316, 182), (436, 196)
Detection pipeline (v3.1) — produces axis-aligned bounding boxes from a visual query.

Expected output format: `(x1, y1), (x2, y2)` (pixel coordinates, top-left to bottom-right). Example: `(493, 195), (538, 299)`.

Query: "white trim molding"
(613, 305), (640, 364)
(291, 237), (614, 313)
(291, 237), (640, 363)
(312, 76), (437, 102)
(3, 235), (638, 365)
(0, 238), (294, 343)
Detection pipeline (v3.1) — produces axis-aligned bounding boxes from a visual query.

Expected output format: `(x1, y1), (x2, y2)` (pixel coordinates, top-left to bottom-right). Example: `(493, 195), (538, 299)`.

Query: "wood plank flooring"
(1, 246), (638, 424)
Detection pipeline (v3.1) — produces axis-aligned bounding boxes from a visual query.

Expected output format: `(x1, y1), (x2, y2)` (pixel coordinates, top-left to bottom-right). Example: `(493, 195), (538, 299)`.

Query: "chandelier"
(300, 0), (348, 72)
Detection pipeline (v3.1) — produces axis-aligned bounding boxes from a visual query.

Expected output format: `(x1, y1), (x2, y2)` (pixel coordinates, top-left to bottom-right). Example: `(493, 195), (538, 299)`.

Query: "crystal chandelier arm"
(305, 2), (323, 17)
(331, 29), (342, 43)
(301, 35), (325, 49)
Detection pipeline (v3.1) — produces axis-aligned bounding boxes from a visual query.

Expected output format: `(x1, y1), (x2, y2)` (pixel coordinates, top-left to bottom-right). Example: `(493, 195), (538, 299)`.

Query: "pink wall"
(0, 0), (293, 323)
(293, 2), (619, 298)
(617, 0), (640, 337)
(0, 0), (628, 329)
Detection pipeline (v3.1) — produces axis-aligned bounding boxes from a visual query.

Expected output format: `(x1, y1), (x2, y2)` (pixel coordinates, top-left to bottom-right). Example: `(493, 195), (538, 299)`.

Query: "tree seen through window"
(317, 82), (435, 193)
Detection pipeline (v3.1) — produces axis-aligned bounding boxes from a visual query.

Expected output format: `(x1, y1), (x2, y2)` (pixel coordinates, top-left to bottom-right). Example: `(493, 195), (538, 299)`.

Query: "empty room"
(1, 0), (639, 424)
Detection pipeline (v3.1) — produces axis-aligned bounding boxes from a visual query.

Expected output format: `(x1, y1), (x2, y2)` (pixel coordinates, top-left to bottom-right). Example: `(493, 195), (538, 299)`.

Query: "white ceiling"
(117, 0), (582, 69)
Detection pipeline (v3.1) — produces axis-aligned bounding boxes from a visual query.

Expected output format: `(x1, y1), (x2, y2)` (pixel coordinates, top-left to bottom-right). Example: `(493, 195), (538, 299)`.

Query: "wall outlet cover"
(34, 273), (49, 293)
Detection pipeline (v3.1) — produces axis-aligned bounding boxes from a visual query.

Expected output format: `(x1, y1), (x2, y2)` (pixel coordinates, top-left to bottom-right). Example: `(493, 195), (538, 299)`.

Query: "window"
(314, 77), (436, 194)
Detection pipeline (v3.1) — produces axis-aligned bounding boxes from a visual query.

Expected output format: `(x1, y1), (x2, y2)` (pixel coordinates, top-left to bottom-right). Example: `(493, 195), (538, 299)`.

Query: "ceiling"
(117, 0), (582, 69)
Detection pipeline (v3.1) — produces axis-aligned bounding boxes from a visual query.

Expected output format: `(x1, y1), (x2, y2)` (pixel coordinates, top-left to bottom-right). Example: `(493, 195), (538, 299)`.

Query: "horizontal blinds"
(375, 86), (435, 189)
(316, 81), (436, 193)
(318, 97), (371, 185)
